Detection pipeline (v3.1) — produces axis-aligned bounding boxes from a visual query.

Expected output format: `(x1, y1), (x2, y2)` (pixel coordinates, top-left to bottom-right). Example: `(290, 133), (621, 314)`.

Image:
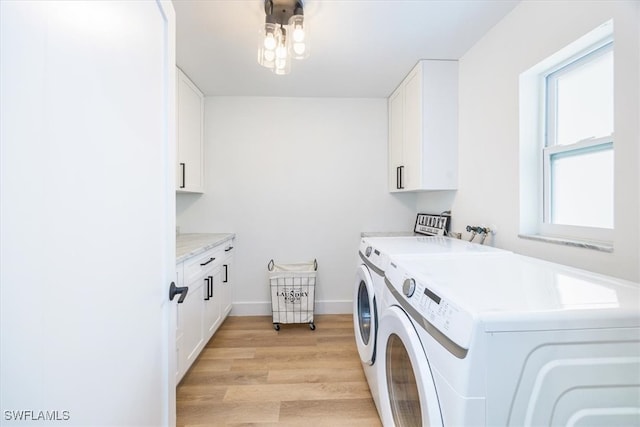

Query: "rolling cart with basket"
(268, 259), (317, 331)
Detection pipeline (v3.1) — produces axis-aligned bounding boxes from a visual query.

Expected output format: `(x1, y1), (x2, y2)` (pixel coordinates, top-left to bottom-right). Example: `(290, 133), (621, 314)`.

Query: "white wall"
(420, 0), (639, 281)
(177, 97), (417, 314)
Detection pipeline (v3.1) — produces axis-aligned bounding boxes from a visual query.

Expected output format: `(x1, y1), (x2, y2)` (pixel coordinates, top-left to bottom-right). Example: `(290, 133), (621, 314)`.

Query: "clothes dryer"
(378, 252), (640, 426)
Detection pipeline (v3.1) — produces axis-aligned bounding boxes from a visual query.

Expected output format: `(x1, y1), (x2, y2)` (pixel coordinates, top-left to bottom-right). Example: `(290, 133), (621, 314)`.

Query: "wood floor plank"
(279, 399), (382, 425)
(212, 335), (318, 348)
(230, 355), (361, 371)
(267, 367), (366, 384)
(223, 382), (373, 402)
(182, 370), (269, 386)
(176, 401), (280, 426)
(176, 384), (228, 402)
(224, 421), (380, 427)
(198, 347), (257, 359)
(254, 344), (356, 357)
(188, 358), (234, 373)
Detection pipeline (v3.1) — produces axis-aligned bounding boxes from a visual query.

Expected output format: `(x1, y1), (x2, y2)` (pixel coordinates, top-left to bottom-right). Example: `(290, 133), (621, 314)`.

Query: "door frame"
(158, 0), (177, 425)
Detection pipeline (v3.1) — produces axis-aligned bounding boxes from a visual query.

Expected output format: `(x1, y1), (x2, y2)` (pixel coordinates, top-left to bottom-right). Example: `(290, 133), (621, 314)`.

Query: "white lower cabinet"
(175, 238), (235, 383)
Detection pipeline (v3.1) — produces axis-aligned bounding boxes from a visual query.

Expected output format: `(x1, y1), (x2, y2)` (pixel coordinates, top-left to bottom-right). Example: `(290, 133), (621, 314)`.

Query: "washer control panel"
(386, 261), (473, 349)
(359, 239), (389, 274)
(415, 281), (470, 343)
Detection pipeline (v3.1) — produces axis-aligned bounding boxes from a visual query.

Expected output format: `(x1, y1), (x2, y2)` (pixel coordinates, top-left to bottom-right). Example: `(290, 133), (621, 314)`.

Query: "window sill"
(518, 234), (613, 253)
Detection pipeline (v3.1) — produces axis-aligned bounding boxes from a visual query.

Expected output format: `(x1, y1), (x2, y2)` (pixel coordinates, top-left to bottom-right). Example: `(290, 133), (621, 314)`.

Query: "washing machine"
(354, 236), (509, 420)
(378, 252), (640, 426)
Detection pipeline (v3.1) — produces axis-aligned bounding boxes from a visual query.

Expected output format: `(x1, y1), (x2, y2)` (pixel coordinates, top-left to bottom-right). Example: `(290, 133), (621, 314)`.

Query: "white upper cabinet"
(388, 60), (458, 192)
(176, 68), (204, 193)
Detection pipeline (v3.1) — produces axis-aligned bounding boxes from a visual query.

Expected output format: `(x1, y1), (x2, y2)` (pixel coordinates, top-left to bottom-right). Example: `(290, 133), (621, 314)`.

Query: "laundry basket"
(268, 259), (317, 331)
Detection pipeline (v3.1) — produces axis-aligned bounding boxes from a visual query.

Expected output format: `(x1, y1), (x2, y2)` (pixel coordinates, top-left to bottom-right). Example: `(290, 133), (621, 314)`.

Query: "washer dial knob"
(403, 278), (416, 298)
(365, 246), (372, 257)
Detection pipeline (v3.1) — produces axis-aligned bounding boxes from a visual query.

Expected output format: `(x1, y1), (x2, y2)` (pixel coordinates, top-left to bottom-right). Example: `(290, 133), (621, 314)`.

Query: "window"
(519, 22), (614, 248)
(543, 42), (614, 231)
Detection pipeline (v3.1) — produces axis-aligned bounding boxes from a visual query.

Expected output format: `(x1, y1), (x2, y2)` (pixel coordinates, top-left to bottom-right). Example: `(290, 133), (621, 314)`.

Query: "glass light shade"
(293, 42), (306, 56)
(264, 33), (276, 50)
(273, 38), (291, 75)
(263, 49), (275, 63)
(287, 15), (309, 59)
(258, 23), (280, 69)
(275, 43), (287, 59)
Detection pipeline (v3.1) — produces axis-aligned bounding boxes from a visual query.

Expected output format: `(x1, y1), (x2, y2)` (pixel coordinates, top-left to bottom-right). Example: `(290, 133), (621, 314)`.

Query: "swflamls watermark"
(4, 410), (70, 421)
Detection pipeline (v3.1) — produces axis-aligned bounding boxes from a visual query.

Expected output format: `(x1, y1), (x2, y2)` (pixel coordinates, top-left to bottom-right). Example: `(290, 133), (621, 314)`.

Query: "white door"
(0, 2), (176, 426)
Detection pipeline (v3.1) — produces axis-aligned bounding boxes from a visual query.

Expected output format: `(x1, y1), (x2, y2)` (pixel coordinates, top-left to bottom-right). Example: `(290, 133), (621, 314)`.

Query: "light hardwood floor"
(176, 314), (382, 427)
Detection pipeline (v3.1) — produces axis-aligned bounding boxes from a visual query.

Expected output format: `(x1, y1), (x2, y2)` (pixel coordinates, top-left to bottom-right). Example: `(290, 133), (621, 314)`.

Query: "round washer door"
(353, 264), (377, 365)
(377, 305), (443, 427)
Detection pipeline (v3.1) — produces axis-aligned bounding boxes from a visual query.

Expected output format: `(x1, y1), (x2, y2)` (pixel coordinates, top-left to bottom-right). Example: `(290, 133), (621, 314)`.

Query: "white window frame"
(538, 39), (614, 244)
(518, 20), (615, 252)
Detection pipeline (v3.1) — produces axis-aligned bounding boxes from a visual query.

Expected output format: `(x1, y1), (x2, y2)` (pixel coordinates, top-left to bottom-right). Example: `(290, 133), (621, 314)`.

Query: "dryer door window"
(353, 265), (377, 365)
(357, 281), (372, 345)
(386, 333), (421, 425)
(377, 305), (443, 426)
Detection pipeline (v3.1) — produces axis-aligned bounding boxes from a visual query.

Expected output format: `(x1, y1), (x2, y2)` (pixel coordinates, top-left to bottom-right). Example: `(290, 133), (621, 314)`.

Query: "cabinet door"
(178, 277), (205, 378)
(402, 66), (423, 191)
(388, 88), (404, 192)
(221, 250), (233, 317)
(421, 61), (458, 190)
(176, 68), (204, 193)
(203, 268), (222, 340)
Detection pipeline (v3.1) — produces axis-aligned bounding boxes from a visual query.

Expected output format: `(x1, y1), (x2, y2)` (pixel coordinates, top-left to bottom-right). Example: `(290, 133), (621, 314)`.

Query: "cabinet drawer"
(183, 247), (223, 285)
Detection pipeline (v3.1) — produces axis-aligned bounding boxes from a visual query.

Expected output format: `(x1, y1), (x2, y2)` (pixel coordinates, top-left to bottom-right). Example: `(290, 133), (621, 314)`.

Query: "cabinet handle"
(169, 282), (188, 304)
(180, 163), (186, 189)
(204, 277), (210, 300)
(223, 264), (228, 283)
(208, 275), (213, 298)
(396, 166), (401, 189)
(224, 246), (234, 252)
(399, 165), (405, 189)
(200, 257), (215, 266)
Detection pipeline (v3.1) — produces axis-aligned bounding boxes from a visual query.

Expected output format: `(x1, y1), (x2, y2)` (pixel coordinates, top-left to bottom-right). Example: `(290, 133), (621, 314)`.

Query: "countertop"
(176, 233), (235, 263)
(360, 231), (416, 238)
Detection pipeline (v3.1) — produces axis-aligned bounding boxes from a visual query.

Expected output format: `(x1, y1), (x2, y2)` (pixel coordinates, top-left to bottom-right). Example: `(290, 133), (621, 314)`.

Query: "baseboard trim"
(230, 300), (352, 316)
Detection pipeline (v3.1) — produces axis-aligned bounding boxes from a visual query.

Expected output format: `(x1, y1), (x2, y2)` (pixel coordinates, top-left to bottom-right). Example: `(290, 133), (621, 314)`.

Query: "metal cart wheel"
(309, 323), (316, 330)
(273, 323), (280, 331)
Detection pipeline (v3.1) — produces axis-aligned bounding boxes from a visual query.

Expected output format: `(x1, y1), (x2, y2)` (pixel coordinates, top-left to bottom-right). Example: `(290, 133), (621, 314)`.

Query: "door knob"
(169, 282), (188, 303)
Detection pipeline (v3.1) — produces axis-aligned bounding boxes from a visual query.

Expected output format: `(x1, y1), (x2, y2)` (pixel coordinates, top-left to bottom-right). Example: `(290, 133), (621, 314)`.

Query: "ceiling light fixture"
(258, 0), (309, 75)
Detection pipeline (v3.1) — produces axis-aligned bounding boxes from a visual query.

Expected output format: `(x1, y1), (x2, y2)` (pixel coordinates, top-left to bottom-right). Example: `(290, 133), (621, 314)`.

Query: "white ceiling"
(173, 0), (520, 98)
